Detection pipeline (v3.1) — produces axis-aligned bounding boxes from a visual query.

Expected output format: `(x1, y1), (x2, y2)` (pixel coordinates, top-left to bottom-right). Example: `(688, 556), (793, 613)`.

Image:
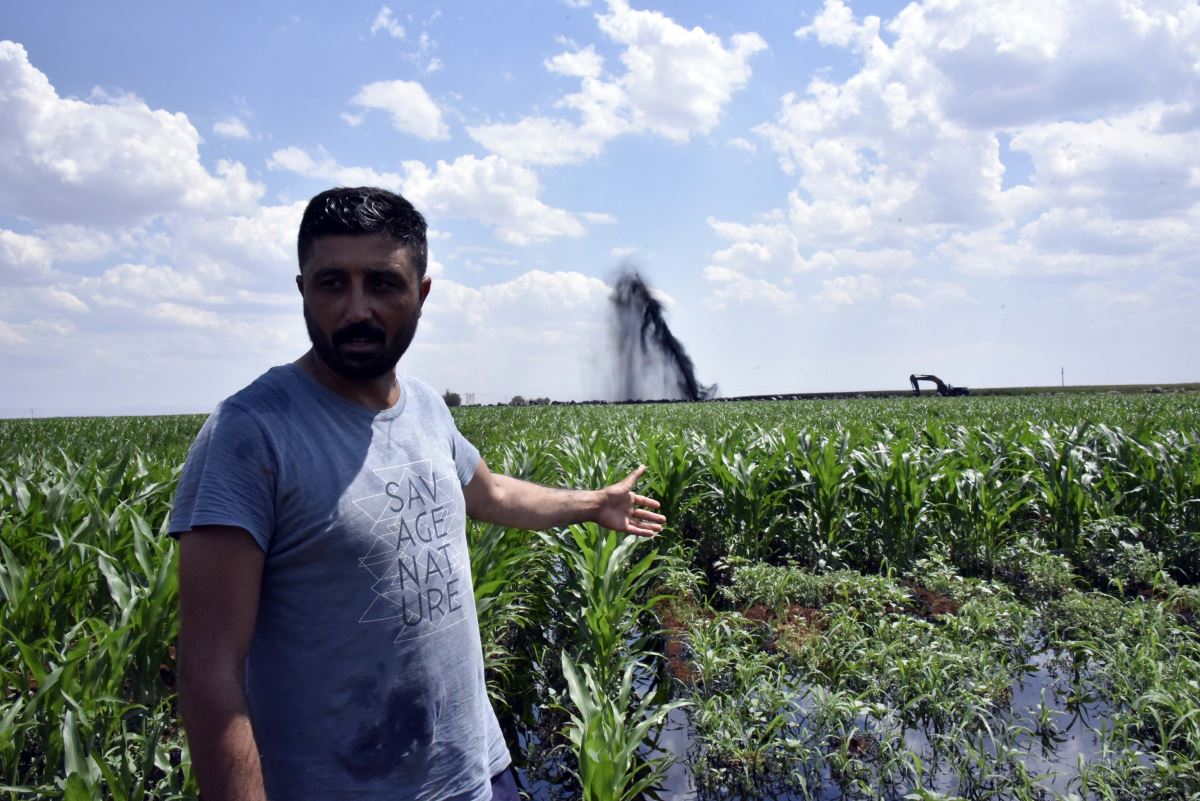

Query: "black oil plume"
(610, 268), (716, 402)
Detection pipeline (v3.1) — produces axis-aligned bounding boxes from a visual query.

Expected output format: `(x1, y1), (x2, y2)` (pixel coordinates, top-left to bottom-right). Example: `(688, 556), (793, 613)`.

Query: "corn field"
(2, 394), (1199, 800)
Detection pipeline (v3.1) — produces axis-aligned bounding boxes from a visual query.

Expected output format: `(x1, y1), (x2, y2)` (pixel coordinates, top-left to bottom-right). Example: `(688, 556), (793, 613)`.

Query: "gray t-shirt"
(170, 364), (510, 800)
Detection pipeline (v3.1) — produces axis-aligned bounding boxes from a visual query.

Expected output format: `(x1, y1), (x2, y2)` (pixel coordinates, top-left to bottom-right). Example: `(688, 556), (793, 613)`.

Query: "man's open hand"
(595, 465), (666, 537)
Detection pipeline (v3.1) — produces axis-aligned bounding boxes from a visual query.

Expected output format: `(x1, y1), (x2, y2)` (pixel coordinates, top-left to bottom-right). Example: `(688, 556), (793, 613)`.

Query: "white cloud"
(707, 216), (804, 275)
(579, 211), (616, 225)
(267, 146), (406, 188)
(598, 0), (767, 141)
(401, 155), (588, 245)
(212, 116), (252, 139)
(796, 0), (880, 52)
(0, 316), (76, 349)
(0, 229), (53, 282)
(410, 268), (616, 401)
(468, 116), (609, 167)
(348, 80), (449, 140)
(892, 279), (973, 308)
(727, 137), (756, 153)
(268, 148), (602, 246)
(0, 320), (25, 347)
(1010, 108), (1200, 220)
(707, 0), (1200, 301)
(468, 3), (766, 164)
(703, 265), (798, 311)
(423, 270), (607, 343)
(890, 292), (924, 309)
(546, 45), (605, 79)
(149, 302), (223, 328)
(370, 6), (405, 39)
(815, 273), (882, 307)
(0, 41), (263, 225)
(33, 287), (88, 313)
(80, 263), (208, 307)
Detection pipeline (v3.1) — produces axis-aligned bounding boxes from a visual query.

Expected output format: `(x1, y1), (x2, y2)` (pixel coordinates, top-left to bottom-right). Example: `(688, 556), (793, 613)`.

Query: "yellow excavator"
(910, 374), (969, 397)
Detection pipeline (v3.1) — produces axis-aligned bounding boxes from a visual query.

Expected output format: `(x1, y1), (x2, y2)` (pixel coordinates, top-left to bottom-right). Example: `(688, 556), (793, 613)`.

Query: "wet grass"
(656, 560), (1199, 800)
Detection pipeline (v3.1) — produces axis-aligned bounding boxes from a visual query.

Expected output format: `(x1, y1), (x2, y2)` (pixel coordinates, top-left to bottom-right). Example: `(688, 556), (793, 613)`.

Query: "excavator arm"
(910, 374), (968, 397)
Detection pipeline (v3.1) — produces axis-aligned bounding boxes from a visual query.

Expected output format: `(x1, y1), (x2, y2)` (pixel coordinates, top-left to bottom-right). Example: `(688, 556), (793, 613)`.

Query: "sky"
(1, 0), (1198, 416)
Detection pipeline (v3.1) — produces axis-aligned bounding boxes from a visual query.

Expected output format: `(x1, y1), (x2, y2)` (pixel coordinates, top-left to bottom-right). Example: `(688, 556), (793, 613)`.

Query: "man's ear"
(418, 275), (432, 309)
(295, 274), (304, 295)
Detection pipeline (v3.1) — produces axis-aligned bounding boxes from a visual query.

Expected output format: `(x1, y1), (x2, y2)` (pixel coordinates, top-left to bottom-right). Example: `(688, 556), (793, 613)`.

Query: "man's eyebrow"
(364, 266), (405, 279)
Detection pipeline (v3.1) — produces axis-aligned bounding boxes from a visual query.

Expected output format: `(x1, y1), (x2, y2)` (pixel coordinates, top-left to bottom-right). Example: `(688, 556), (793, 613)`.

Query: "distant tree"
(532, 397), (550, 406)
(510, 395), (526, 406)
(443, 390), (462, 407)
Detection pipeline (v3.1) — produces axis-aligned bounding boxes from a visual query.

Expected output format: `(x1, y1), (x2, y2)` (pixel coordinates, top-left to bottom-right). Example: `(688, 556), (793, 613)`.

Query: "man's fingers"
(630, 493), (661, 510)
(631, 507), (666, 524)
(626, 522), (662, 538)
(624, 464), (647, 487)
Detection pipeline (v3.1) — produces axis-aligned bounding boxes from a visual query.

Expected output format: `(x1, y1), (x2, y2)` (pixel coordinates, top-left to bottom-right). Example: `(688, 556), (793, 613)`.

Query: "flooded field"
(2, 393), (1198, 799)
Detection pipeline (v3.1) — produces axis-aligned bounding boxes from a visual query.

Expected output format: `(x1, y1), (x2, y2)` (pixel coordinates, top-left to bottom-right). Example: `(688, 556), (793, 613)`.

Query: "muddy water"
(643, 648), (1112, 801)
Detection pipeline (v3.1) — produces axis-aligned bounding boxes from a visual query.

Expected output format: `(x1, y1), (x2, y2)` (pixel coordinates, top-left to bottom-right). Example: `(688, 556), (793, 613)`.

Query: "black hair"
(297, 187), (428, 277)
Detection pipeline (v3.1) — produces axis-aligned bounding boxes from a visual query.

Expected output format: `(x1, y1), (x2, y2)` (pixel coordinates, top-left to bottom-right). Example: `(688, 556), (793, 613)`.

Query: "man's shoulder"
(400, 374), (441, 404)
(221, 364), (305, 422)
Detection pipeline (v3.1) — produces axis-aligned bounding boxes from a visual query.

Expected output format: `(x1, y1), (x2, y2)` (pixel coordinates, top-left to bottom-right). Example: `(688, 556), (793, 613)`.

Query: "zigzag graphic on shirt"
(351, 459), (467, 642)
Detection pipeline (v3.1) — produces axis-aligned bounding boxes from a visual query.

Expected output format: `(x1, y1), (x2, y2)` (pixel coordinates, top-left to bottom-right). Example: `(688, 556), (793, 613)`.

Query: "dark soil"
(903, 582), (960, 619)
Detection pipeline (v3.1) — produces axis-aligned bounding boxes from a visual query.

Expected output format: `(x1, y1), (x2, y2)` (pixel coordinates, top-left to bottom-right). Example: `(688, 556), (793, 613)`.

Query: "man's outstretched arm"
(463, 461), (665, 537)
(177, 526), (267, 801)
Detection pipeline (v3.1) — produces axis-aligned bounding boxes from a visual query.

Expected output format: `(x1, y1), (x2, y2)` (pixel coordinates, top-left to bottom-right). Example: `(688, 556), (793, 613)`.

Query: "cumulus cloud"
(348, 80), (449, 140)
(703, 265), (798, 312)
(468, 2), (766, 165)
(401, 156), (589, 245)
(815, 273), (882, 307)
(0, 229), (53, 282)
(468, 117), (609, 167)
(268, 148), (604, 245)
(409, 268), (616, 401)
(700, 0), (1200, 316)
(80, 263), (208, 307)
(213, 116), (252, 139)
(0, 41), (263, 225)
(546, 45), (605, 79)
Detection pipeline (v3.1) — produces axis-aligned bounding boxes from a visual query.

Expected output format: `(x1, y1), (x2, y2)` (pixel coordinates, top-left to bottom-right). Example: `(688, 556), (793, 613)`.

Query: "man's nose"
(345, 282), (372, 322)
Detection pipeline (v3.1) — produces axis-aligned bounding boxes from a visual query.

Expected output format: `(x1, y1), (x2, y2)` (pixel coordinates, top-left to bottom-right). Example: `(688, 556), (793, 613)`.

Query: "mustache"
(332, 322), (386, 346)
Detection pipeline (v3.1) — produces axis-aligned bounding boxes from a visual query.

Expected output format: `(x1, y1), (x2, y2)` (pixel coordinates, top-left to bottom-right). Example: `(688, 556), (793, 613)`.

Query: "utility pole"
(1061, 367), (1064, 388)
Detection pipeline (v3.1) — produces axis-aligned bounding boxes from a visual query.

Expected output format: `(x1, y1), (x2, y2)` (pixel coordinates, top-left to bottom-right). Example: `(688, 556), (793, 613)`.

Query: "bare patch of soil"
(903, 582), (960, 619)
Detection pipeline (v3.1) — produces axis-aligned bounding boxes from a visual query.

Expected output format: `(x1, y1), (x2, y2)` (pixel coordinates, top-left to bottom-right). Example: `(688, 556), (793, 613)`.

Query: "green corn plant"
(853, 436), (939, 572)
(467, 521), (545, 713)
(551, 429), (624, 488)
(791, 429), (857, 568)
(1020, 425), (1105, 557)
(546, 523), (666, 688)
(639, 431), (704, 537)
(560, 652), (687, 801)
(1099, 425), (1200, 581)
(702, 433), (796, 563)
(940, 459), (1033, 579)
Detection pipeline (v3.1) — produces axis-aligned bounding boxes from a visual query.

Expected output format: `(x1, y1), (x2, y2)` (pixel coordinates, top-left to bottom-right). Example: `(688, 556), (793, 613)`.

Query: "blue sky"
(2, 0), (1198, 415)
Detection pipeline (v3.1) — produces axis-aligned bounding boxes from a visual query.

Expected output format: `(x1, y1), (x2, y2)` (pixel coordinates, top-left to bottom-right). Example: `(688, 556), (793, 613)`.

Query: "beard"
(303, 304), (420, 381)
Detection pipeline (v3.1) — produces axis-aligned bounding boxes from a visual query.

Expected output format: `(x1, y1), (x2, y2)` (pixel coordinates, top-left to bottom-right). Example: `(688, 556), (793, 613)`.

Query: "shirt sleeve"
(168, 400), (276, 552)
(450, 426), (481, 488)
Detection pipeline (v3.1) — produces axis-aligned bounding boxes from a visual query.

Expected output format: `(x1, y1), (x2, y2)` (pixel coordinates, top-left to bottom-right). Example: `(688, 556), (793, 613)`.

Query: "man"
(170, 186), (665, 801)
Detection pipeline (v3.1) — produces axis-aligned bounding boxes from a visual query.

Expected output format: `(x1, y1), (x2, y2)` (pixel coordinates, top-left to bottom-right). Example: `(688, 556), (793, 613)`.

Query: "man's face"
(298, 232), (431, 381)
